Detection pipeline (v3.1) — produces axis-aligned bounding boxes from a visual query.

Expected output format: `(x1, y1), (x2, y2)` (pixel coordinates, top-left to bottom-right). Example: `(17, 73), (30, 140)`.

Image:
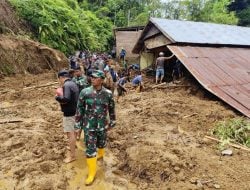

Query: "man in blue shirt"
(132, 71), (143, 92)
(117, 76), (128, 102)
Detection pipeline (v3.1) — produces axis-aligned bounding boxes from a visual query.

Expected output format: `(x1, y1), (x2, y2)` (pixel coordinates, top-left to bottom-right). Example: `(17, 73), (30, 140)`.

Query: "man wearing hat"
(75, 70), (116, 185)
(55, 70), (79, 163)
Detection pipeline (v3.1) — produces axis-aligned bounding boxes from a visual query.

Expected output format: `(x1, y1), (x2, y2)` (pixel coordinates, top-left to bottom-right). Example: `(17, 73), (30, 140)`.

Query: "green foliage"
(228, 0), (250, 26)
(130, 12), (149, 26)
(179, 0), (204, 21)
(200, 0), (238, 25)
(161, 0), (238, 25)
(238, 7), (250, 26)
(212, 118), (250, 148)
(9, 0), (113, 54)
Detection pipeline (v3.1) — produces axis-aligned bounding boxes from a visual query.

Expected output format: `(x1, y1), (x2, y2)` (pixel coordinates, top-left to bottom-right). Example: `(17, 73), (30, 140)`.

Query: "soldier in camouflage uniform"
(72, 65), (89, 140)
(75, 70), (116, 185)
(72, 65), (89, 93)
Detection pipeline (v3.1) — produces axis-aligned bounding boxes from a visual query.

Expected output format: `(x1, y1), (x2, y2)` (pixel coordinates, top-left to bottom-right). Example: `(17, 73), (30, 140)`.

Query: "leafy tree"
(228, 0), (250, 26)
(200, 0), (238, 24)
(237, 7), (250, 26)
(179, 0), (204, 21)
(161, 0), (238, 25)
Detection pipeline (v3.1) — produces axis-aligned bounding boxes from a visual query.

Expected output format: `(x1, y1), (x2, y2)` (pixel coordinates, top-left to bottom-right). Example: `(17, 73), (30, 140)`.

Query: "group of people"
(55, 50), (143, 186)
(69, 50), (143, 100)
(55, 49), (182, 185)
(55, 68), (115, 186)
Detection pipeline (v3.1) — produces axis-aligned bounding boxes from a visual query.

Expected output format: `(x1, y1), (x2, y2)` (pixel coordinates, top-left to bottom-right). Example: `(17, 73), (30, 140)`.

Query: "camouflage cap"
(91, 70), (105, 79)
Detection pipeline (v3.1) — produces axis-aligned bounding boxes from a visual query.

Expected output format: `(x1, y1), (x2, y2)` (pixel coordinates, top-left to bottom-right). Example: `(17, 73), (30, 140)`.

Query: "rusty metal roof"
(151, 18), (250, 46)
(168, 45), (250, 118)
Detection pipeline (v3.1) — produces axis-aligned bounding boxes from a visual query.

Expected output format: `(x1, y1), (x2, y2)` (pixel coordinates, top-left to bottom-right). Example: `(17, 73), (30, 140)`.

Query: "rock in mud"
(221, 149), (233, 156)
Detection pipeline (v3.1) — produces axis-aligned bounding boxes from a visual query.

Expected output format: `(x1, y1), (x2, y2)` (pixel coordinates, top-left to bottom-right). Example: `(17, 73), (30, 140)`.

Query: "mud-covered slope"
(0, 35), (68, 76)
(108, 80), (250, 190)
(0, 73), (249, 190)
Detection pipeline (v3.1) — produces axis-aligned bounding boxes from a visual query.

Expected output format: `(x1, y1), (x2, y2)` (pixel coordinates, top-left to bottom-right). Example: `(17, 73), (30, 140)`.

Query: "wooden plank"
(204, 136), (250, 152)
(0, 119), (23, 124)
(143, 25), (161, 40)
(23, 81), (58, 90)
(144, 34), (172, 49)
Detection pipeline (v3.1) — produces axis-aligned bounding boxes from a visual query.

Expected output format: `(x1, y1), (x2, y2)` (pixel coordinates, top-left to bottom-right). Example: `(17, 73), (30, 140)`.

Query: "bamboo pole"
(204, 135), (250, 152)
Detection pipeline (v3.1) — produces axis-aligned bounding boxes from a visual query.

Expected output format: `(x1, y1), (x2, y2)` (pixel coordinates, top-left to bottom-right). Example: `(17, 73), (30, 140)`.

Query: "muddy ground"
(0, 72), (249, 190)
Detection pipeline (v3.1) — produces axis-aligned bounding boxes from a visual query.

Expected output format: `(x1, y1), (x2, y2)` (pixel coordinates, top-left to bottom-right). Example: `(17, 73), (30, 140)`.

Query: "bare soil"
(0, 34), (68, 77)
(0, 72), (249, 190)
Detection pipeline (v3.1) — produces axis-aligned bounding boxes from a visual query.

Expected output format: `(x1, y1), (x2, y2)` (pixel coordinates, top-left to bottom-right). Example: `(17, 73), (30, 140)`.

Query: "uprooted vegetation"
(213, 118), (250, 149)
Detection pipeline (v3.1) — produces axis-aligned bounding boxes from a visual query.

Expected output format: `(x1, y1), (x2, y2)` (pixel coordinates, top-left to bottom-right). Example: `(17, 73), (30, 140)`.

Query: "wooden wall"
(115, 30), (142, 59)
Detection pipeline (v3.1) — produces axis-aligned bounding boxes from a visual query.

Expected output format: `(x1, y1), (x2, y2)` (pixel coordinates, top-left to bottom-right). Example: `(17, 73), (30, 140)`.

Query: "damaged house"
(132, 18), (250, 118)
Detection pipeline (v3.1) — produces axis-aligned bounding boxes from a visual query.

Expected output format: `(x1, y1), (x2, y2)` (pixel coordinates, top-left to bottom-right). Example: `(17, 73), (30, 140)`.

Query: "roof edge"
(149, 17), (176, 43)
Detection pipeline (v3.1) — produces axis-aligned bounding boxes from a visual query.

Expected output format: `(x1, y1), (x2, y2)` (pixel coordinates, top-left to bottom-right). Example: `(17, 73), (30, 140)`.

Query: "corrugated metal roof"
(151, 18), (250, 46)
(168, 45), (250, 118)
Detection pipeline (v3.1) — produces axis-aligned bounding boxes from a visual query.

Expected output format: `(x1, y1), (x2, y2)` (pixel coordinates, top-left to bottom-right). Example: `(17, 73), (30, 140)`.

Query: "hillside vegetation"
(9, 0), (113, 55)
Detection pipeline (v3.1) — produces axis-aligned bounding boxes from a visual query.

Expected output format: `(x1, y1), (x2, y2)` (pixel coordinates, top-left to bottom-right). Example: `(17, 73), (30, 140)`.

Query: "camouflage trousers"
(84, 129), (107, 158)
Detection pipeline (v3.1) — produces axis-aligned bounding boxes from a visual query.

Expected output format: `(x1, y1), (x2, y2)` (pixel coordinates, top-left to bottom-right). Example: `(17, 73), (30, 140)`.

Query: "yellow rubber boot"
(85, 157), (97, 185)
(97, 148), (105, 160)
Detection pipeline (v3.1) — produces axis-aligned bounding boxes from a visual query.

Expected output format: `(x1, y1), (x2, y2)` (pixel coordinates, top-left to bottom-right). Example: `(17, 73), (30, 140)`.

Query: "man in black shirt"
(55, 70), (79, 163)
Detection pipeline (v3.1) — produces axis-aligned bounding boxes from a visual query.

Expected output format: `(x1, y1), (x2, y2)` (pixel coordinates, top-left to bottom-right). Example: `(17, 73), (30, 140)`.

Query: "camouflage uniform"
(72, 75), (89, 92)
(75, 85), (116, 158)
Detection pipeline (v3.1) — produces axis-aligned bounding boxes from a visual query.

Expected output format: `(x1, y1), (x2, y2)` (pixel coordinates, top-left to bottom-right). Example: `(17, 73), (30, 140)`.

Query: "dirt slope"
(0, 73), (249, 190)
(0, 35), (68, 76)
(109, 82), (250, 189)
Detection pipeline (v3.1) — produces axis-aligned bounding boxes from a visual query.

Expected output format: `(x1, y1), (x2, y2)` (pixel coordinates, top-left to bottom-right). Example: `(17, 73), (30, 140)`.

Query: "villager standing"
(119, 47), (126, 64)
(75, 70), (116, 185)
(55, 70), (79, 163)
(155, 52), (174, 84)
